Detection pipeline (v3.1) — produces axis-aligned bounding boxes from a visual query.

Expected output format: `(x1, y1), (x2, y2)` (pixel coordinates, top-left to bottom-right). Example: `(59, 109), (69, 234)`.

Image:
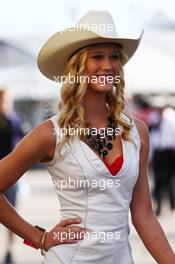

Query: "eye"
(91, 54), (103, 60)
(110, 53), (121, 60)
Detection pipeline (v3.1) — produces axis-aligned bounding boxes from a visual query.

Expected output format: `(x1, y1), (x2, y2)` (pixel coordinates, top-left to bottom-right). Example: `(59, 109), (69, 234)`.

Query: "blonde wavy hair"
(57, 44), (133, 149)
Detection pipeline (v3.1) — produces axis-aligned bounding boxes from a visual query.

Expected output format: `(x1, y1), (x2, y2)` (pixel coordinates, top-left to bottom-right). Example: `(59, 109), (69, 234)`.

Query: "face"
(86, 43), (122, 92)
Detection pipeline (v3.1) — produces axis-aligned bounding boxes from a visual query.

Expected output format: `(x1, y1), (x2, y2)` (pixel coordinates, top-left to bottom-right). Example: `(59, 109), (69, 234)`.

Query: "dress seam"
(65, 145), (88, 264)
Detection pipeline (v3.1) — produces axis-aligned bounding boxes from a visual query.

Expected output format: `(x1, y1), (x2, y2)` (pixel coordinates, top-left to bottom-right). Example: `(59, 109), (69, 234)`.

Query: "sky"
(1, 0), (175, 39)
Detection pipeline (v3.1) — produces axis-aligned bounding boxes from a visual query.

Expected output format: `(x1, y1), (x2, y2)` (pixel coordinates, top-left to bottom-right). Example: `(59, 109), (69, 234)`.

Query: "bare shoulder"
(31, 119), (56, 145)
(11, 118), (56, 163)
(132, 117), (150, 148)
(27, 119), (56, 161)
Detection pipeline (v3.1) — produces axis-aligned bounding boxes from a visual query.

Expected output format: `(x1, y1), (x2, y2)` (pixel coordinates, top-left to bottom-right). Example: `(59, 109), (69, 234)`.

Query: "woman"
(0, 10), (175, 264)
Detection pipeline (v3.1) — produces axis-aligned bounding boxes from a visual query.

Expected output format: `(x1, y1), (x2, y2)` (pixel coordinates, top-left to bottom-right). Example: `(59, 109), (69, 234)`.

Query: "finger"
(52, 228), (81, 238)
(60, 218), (81, 227)
(55, 230), (85, 242)
(59, 236), (85, 244)
(66, 227), (86, 233)
(67, 231), (85, 240)
(61, 239), (81, 244)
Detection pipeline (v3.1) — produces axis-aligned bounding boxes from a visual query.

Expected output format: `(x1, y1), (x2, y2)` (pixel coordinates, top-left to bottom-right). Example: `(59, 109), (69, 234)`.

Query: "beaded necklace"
(85, 116), (119, 158)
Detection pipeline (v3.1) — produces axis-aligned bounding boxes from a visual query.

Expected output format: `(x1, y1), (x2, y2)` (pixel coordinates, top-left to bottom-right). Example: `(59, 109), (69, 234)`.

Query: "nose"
(101, 57), (112, 71)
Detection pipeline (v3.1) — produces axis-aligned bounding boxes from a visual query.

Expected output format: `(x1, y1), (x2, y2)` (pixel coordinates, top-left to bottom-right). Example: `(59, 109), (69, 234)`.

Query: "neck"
(83, 90), (108, 125)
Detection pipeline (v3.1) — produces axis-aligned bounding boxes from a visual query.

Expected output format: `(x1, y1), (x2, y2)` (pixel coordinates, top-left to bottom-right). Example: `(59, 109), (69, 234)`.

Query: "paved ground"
(0, 169), (175, 264)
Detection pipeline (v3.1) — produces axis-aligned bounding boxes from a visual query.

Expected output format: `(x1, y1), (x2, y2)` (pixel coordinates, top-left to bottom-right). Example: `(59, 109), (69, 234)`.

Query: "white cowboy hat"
(37, 10), (143, 81)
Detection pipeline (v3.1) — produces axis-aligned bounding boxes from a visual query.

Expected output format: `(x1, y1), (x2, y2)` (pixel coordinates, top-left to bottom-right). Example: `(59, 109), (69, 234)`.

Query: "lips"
(95, 74), (114, 85)
(96, 74), (114, 77)
(96, 74), (114, 80)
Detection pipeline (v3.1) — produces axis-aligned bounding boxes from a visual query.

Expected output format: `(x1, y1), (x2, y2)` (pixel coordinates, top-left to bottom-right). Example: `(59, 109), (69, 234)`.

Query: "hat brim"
(37, 29), (143, 81)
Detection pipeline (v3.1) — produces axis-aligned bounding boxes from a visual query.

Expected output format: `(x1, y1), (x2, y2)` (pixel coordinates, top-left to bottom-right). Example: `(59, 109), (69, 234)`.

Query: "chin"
(89, 83), (114, 93)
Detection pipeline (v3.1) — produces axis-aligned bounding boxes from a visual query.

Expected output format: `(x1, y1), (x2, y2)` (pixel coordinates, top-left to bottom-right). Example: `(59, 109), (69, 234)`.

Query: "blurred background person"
(149, 104), (175, 216)
(0, 87), (25, 264)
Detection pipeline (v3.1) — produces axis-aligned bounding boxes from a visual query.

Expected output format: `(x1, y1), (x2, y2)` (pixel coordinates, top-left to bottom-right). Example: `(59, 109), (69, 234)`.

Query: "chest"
(49, 135), (140, 195)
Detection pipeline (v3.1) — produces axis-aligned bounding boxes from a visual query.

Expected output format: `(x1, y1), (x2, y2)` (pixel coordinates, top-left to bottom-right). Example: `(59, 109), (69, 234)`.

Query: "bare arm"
(130, 118), (175, 264)
(0, 120), (85, 250)
(0, 120), (57, 247)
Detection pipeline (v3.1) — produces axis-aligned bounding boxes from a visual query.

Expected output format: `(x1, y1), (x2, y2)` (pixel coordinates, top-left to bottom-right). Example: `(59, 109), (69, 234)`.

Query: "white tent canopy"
(124, 29), (175, 94)
(0, 66), (60, 100)
(0, 37), (60, 100)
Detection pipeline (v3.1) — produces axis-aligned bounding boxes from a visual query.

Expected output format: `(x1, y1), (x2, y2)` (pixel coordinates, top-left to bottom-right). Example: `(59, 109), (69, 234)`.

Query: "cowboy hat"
(37, 10), (143, 81)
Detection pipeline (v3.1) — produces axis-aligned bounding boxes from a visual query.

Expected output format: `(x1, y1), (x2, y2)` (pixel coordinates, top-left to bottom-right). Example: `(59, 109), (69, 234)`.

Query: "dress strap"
(120, 111), (141, 150)
(44, 114), (63, 166)
(49, 114), (62, 146)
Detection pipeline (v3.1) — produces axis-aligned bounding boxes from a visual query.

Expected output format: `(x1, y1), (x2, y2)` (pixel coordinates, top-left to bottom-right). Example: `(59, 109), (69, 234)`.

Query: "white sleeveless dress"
(42, 113), (141, 264)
